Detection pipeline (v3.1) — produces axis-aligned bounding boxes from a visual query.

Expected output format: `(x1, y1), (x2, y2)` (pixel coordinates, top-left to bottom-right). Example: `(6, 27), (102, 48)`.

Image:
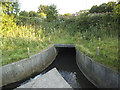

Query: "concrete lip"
(54, 44), (75, 48)
(16, 68), (72, 88)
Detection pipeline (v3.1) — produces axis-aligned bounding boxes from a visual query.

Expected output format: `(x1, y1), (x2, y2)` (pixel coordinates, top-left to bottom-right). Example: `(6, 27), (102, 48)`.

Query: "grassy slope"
(1, 37), (51, 65)
(76, 37), (118, 71)
(1, 17), (119, 72)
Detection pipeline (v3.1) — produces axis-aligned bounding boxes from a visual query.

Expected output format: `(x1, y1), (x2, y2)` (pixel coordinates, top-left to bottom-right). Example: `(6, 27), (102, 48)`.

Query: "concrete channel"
(0, 44), (119, 89)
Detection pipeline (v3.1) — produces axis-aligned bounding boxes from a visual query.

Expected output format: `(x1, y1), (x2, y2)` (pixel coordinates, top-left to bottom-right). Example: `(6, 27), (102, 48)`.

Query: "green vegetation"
(1, 1), (119, 72)
(38, 4), (58, 21)
(40, 15), (119, 71)
(64, 13), (72, 16)
(89, 1), (116, 13)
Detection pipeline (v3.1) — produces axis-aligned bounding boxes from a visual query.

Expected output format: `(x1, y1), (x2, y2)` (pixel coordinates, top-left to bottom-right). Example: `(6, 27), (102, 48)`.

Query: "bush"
(16, 16), (43, 26)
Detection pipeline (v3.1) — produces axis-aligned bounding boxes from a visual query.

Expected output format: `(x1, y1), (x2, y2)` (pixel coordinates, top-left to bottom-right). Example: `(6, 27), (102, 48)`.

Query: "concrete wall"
(0, 45), (57, 87)
(76, 49), (119, 88)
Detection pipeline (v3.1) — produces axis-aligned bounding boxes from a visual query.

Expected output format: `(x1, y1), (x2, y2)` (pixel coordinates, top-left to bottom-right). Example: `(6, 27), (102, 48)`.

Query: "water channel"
(2, 47), (97, 89)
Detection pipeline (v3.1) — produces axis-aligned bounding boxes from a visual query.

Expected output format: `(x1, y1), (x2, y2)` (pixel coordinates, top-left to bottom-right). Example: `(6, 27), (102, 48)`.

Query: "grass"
(1, 36), (50, 65)
(76, 37), (118, 71)
(1, 15), (119, 72)
(1, 24), (52, 65)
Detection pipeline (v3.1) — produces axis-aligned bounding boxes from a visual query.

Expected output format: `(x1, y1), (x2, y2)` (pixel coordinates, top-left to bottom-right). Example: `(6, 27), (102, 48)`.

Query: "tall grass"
(1, 23), (50, 65)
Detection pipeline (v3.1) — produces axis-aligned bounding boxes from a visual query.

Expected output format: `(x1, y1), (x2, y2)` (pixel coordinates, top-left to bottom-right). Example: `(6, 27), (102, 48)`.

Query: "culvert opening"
(2, 47), (97, 89)
(48, 47), (96, 88)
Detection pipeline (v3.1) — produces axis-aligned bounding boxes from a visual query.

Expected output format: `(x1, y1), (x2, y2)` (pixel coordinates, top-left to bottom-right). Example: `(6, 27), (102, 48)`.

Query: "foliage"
(38, 5), (47, 13)
(19, 10), (29, 17)
(29, 11), (38, 17)
(16, 16), (42, 26)
(1, 1), (119, 72)
(89, 5), (98, 13)
(2, 2), (20, 16)
(89, 1), (116, 13)
(46, 5), (58, 21)
(2, 13), (17, 36)
(38, 12), (46, 18)
(99, 3), (108, 13)
(113, 2), (120, 23)
(38, 4), (58, 21)
(106, 2), (116, 12)
(1, 27), (50, 65)
(64, 13), (72, 16)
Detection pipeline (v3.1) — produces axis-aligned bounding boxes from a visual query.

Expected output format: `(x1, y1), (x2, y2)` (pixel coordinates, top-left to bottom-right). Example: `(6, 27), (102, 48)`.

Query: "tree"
(98, 3), (107, 13)
(38, 5), (47, 13)
(29, 11), (38, 17)
(2, 2), (20, 16)
(38, 4), (58, 21)
(113, 2), (120, 23)
(106, 2), (116, 12)
(12, 2), (20, 15)
(89, 1), (117, 13)
(2, 4), (17, 33)
(46, 5), (58, 21)
(89, 5), (98, 13)
(19, 11), (29, 17)
(2, 2), (20, 25)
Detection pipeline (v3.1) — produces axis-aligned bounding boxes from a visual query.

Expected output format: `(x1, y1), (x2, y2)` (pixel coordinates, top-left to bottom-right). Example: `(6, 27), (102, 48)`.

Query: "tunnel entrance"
(2, 47), (97, 89)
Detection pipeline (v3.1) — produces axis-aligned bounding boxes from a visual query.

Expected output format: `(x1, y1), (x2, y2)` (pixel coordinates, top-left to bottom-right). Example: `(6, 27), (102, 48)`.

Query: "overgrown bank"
(1, 1), (119, 72)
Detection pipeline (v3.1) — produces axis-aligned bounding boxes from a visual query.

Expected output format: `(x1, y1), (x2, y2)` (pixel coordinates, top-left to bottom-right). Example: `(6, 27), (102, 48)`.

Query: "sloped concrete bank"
(76, 49), (119, 88)
(0, 45), (57, 87)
